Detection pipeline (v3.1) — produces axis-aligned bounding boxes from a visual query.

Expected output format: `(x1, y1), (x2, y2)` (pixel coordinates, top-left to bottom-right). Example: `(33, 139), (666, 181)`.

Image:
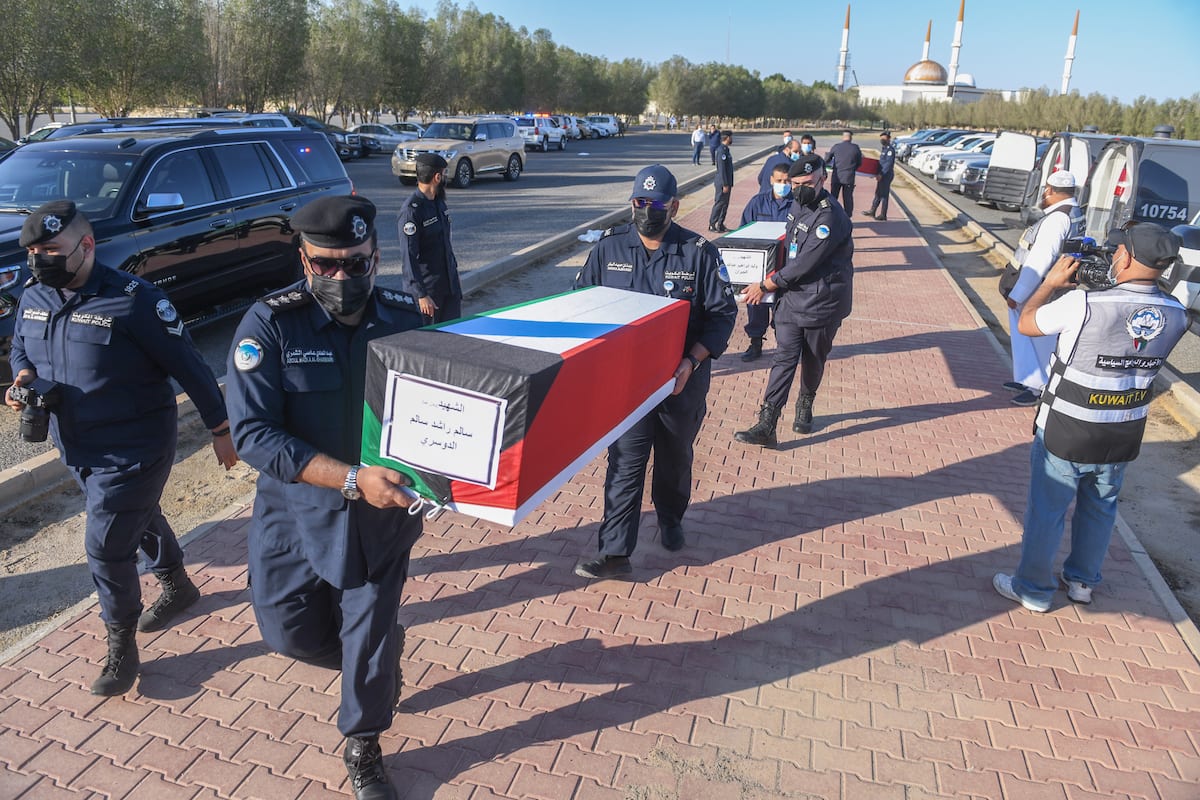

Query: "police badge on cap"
(788, 154), (825, 179)
(20, 200), (80, 248)
(291, 196), (377, 248)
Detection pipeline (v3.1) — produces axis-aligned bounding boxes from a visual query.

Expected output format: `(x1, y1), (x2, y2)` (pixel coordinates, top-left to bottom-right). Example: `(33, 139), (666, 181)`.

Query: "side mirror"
(136, 192), (186, 218)
(475, 133), (487, 141)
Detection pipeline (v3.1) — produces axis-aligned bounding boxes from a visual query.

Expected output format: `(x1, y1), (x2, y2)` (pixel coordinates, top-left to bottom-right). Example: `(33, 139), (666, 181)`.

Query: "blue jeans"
(1011, 429), (1127, 606)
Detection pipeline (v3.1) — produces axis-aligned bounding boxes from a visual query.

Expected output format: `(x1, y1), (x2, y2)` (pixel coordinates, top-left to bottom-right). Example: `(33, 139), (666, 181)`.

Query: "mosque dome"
(903, 60), (948, 85)
(954, 73), (976, 87)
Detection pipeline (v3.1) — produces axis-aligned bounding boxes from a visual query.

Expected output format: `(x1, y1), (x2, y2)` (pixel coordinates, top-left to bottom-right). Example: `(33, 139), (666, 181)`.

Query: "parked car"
(936, 151), (992, 191)
(387, 121), (425, 141)
(898, 129), (972, 160)
(914, 135), (994, 176)
(391, 115), (523, 188)
(16, 123), (66, 144)
(982, 132), (1050, 211)
(515, 115), (566, 151)
(1081, 134), (1200, 241)
(906, 131), (986, 169)
(0, 138), (15, 155)
(348, 123), (413, 156)
(586, 115), (620, 137)
(572, 116), (593, 139)
(961, 163), (989, 200)
(1159, 209), (1200, 323)
(1017, 131), (1115, 224)
(0, 126), (353, 366)
(277, 114), (362, 159)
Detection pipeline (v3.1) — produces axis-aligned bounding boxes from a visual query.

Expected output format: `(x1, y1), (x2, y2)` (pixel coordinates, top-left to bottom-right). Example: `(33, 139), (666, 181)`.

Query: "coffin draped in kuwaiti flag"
(361, 286), (689, 526)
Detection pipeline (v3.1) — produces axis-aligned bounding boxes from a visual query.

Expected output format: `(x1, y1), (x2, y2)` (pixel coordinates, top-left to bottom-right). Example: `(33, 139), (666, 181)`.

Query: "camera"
(1062, 237), (1117, 291)
(9, 378), (63, 443)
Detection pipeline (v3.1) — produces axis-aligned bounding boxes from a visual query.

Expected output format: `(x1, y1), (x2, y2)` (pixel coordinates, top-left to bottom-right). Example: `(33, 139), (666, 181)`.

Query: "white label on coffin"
(720, 247), (769, 284)
(381, 372), (507, 488)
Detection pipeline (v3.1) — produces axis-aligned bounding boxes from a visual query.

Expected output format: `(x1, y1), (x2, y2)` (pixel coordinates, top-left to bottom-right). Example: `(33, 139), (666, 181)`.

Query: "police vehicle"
(1159, 210), (1200, 325)
(515, 115), (567, 151)
(0, 125), (353, 373)
(1081, 132), (1200, 241)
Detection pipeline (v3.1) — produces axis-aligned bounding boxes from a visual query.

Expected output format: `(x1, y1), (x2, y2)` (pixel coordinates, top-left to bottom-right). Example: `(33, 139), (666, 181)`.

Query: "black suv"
(0, 126), (352, 367)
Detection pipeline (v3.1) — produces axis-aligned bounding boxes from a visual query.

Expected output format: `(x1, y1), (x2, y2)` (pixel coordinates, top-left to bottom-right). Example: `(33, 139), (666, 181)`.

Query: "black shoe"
(735, 403), (782, 448)
(792, 393), (815, 434)
(661, 524), (685, 552)
(1011, 389), (1041, 407)
(138, 565), (200, 633)
(740, 337), (763, 362)
(1002, 381), (1026, 392)
(344, 736), (397, 800)
(708, 225), (719, 232)
(861, 210), (875, 217)
(91, 623), (139, 696)
(875, 216), (888, 221)
(574, 555), (632, 579)
(716, 224), (728, 233)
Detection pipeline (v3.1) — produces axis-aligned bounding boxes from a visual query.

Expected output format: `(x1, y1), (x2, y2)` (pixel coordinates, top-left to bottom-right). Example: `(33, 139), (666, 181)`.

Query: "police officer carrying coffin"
(735, 154), (854, 447)
(225, 196), (425, 800)
(993, 223), (1188, 613)
(737, 162), (794, 362)
(863, 131), (897, 221)
(824, 130), (863, 216)
(708, 130), (734, 233)
(6, 200), (237, 697)
(573, 165), (736, 579)
(397, 152), (462, 324)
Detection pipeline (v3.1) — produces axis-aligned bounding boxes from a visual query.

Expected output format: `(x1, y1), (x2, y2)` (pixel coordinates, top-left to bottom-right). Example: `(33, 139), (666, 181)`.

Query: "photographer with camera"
(6, 201), (236, 697)
(993, 223), (1189, 613)
(999, 171), (1085, 407)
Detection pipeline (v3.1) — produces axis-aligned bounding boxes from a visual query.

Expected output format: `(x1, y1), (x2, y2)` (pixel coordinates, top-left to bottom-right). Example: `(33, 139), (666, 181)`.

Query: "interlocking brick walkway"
(2, 163), (1198, 799)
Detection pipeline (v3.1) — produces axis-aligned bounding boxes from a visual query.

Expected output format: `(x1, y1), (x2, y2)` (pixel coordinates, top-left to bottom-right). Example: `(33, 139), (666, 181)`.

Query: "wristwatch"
(342, 465), (361, 501)
(758, 281), (769, 293)
(685, 354), (702, 371)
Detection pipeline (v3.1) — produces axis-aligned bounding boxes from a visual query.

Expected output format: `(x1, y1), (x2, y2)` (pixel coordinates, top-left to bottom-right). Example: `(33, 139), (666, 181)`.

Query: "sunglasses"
(632, 198), (670, 211)
(302, 250), (376, 278)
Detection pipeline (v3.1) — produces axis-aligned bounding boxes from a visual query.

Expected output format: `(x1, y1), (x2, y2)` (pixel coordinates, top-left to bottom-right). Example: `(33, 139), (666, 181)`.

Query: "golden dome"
(904, 60), (948, 84)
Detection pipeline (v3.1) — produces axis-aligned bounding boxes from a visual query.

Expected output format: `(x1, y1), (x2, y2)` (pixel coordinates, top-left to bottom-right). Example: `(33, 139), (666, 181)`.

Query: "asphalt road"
(899, 159), (1200, 394)
(0, 130), (787, 472)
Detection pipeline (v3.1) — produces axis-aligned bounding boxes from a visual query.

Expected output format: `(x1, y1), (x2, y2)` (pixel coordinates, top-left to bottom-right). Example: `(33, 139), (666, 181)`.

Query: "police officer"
(708, 130), (734, 233)
(1001, 171), (1085, 406)
(225, 196), (424, 800)
(6, 200), (236, 697)
(735, 154), (854, 447)
(708, 124), (721, 165)
(824, 130), (863, 216)
(737, 162), (794, 361)
(757, 138), (800, 193)
(573, 165), (736, 578)
(863, 131), (896, 221)
(993, 223), (1188, 613)
(397, 152), (462, 323)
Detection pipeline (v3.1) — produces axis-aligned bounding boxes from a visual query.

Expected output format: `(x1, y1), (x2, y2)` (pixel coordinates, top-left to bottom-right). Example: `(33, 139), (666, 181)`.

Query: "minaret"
(946, 0), (964, 97)
(922, 20), (931, 62)
(1061, 10), (1079, 95)
(837, 5), (850, 92)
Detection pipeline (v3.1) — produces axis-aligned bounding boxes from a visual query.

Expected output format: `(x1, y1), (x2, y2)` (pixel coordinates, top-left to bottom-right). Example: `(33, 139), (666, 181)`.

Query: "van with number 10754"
(1080, 134), (1200, 241)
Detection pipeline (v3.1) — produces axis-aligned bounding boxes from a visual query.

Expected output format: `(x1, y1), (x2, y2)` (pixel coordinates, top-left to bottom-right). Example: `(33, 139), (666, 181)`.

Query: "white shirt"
(1008, 198), (1079, 306)
(1033, 286), (1088, 357)
(691, 128), (706, 144)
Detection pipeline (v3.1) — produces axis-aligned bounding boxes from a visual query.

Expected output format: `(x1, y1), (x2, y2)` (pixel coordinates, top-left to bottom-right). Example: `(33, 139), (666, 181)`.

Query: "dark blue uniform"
(738, 189), (793, 341)
(763, 191), (854, 407)
(708, 129), (721, 164)
(573, 222), (736, 557)
(824, 139), (863, 216)
(10, 263), (226, 627)
(397, 189), (462, 323)
(757, 150), (792, 193)
(708, 142), (734, 231)
(225, 281), (424, 738)
(868, 139), (897, 220)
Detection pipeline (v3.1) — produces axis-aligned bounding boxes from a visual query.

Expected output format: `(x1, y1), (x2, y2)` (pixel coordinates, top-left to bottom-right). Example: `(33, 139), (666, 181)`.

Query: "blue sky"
(405, 0), (1198, 103)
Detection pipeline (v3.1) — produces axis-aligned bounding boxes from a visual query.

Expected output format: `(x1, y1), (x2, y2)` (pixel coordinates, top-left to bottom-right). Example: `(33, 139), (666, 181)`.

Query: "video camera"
(1062, 237), (1117, 291)
(9, 378), (63, 443)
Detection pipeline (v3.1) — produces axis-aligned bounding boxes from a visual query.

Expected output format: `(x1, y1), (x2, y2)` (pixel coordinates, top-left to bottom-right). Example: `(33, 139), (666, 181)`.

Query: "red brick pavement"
(3, 168), (1199, 800)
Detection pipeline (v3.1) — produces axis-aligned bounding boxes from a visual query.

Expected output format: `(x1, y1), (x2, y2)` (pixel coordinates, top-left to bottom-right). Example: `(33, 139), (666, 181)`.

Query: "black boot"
(138, 565), (201, 632)
(343, 735), (397, 800)
(793, 393), (815, 434)
(740, 337), (763, 362)
(91, 623), (139, 696)
(734, 403), (781, 448)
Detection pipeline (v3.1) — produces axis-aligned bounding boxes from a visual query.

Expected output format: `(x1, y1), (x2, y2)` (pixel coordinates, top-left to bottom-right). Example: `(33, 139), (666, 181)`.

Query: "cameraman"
(6, 201), (236, 696)
(993, 223), (1189, 613)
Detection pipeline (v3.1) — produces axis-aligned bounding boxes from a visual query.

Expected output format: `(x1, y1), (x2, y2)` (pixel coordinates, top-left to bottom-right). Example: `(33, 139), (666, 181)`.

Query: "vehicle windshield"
(422, 122), (475, 141)
(0, 149), (140, 219)
(587, 116), (607, 123)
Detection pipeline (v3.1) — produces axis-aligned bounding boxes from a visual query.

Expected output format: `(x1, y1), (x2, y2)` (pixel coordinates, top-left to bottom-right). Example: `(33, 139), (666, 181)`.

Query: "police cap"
(630, 164), (677, 204)
(20, 200), (79, 248)
(291, 195), (377, 248)
(414, 152), (447, 171)
(1107, 223), (1181, 270)
(788, 154), (825, 179)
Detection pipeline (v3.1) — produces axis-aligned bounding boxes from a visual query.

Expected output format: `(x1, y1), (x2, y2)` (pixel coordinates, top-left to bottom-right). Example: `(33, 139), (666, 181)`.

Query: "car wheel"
(540, 137), (548, 152)
(452, 159), (473, 189)
(503, 154), (522, 181)
(591, 129), (599, 139)
(558, 136), (566, 151)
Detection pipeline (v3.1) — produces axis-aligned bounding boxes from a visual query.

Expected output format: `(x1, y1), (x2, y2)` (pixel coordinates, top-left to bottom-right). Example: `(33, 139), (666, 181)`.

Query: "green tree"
(220, 0), (308, 113)
(604, 58), (653, 117)
(0, 0), (73, 136)
(522, 28), (559, 112)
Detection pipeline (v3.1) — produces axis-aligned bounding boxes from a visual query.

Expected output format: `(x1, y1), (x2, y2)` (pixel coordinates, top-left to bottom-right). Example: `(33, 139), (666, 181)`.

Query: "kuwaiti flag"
(361, 286), (689, 526)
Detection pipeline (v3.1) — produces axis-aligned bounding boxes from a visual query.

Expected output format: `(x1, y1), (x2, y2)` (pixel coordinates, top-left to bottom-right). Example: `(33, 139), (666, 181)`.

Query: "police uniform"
(997, 223), (1188, 611)
(224, 197), (424, 766)
(866, 134), (897, 220)
(825, 136), (863, 216)
(10, 200), (228, 695)
(574, 166), (736, 566)
(737, 187), (793, 349)
(757, 148), (793, 194)
(708, 133), (734, 232)
(397, 153), (462, 323)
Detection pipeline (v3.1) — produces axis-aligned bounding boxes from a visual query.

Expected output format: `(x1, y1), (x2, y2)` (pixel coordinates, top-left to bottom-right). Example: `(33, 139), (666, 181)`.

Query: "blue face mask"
(788, 152), (800, 162)
(800, 142), (814, 154)
(772, 182), (792, 199)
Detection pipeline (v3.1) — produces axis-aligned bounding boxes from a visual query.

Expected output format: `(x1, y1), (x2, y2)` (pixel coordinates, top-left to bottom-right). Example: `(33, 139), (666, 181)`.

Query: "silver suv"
(391, 116), (523, 188)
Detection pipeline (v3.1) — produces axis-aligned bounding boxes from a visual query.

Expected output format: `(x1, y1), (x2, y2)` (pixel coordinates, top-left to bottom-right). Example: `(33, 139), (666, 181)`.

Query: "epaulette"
(263, 288), (314, 313)
(819, 198), (831, 210)
(599, 226), (618, 239)
(377, 287), (420, 310)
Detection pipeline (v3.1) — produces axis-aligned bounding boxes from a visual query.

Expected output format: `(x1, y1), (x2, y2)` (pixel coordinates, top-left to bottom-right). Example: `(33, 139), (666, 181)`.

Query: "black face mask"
(310, 272), (373, 316)
(633, 205), (671, 238)
(28, 238), (84, 289)
(793, 184), (819, 207)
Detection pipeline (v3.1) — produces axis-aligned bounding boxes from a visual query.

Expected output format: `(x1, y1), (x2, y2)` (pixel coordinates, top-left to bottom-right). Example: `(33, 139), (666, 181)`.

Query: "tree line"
(1, 0), (1197, 141)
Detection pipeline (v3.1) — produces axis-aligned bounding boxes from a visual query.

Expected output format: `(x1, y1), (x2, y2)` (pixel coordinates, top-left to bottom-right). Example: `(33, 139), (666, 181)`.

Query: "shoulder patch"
(815, 224), (831, 240)
(377, 287), (419, 309)
(234, 338), (264, 372)
(402, 221), (417, 236)
(155, 298), (178, 323)
(263, 288), (314, 314)
(599, 226), (616, 239)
